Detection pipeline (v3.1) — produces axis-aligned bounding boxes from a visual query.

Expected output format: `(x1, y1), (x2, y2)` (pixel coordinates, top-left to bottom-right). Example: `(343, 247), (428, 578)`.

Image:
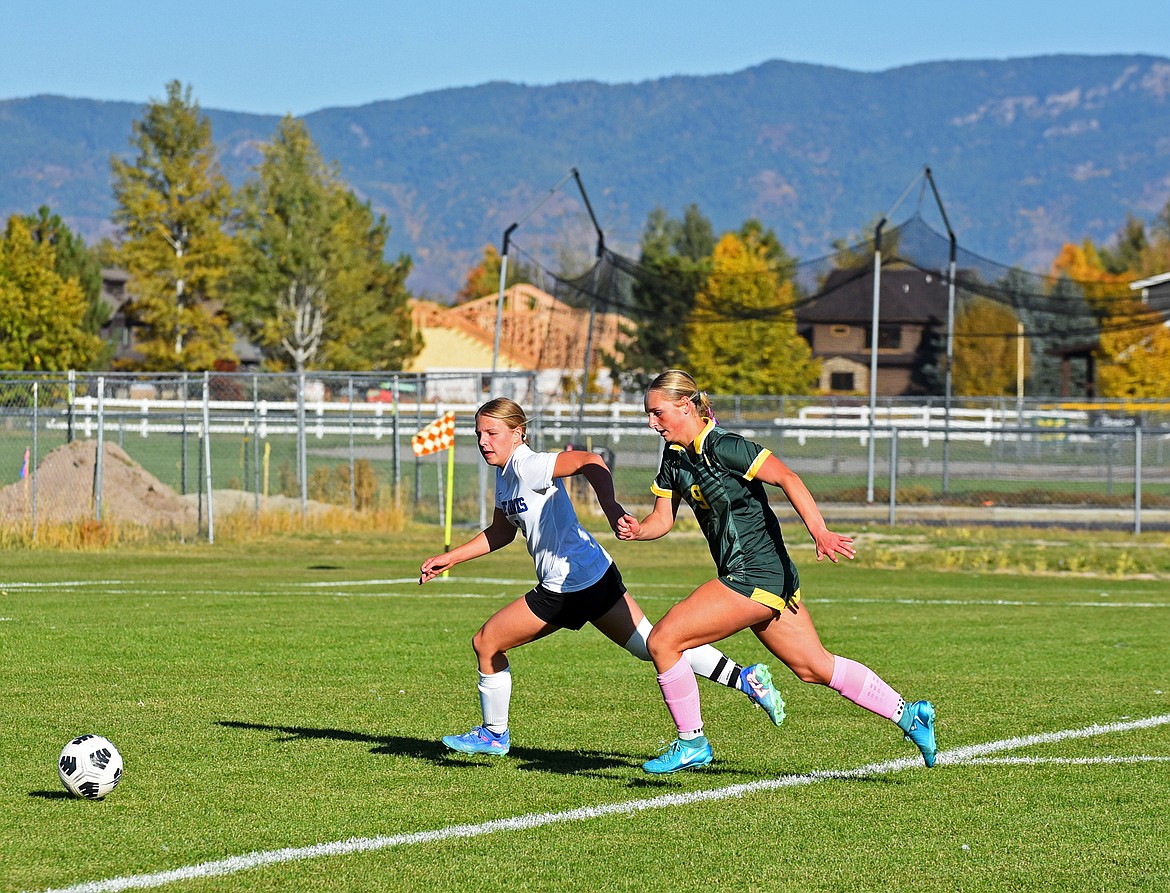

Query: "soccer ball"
(58, 734), (123, 799)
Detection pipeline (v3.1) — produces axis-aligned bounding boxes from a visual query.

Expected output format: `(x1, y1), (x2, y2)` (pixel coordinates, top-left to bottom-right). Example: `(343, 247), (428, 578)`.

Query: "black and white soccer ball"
(58, 734), (123, 799)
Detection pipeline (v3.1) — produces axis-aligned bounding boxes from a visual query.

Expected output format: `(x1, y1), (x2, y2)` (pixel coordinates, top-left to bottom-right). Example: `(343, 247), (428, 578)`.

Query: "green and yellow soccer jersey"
(652, 419), (799, 599)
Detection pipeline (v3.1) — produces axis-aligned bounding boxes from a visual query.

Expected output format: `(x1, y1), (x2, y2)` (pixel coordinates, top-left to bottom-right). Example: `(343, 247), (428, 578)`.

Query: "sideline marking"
(9, 577), (1165, 610)
(0, 580), (125, 589)
(958, 755), (1170, 767)
(29, 713), (1170, 893)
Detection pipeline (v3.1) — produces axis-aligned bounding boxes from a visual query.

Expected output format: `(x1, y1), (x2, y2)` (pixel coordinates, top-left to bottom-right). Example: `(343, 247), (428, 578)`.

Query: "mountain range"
(2, 54), (1169, 295)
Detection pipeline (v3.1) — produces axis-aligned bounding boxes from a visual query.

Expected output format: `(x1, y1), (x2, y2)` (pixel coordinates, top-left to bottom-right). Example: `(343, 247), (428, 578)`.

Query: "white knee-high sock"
(478, 664), (512, 734)
(623, 617), (743, 687)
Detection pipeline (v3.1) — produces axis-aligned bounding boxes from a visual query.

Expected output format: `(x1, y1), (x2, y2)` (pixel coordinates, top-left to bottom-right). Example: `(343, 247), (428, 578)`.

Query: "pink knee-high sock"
(658, 657), (703, 735)
(829, 656), (904, 722)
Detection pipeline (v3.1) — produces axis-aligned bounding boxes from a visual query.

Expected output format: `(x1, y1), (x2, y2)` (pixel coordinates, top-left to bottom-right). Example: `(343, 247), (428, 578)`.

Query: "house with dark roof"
(1129, 271), (1170, 319)
(98, 267), (262, 370)
(795, 267), (949, 396)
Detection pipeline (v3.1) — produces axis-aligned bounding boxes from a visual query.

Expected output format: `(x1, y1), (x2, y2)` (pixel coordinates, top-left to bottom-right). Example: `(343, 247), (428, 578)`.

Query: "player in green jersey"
(617, 370), (937, 774)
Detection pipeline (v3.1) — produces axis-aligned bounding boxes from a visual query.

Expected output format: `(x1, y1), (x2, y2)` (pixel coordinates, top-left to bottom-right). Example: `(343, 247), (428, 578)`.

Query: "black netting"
(504, 211), (1167, 400)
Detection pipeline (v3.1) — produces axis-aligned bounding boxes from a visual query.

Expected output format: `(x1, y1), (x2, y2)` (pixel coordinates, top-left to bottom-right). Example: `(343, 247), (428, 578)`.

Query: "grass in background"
(1, 525), (1168, 892)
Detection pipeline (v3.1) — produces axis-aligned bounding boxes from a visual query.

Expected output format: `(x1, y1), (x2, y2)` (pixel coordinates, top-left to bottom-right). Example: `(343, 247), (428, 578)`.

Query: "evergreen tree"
(0, 217), (103, 371)
(1098, 215), (1148, 276)
(1019, 274), (1098, 397)
(22, 206), (108, 337)
(606, 205), (713, 391)
(318, 192), (421, 371)
(908, 319), (944, 396)
(230, 116), (419, 372)
(738, 218), (797, 280)
(110, 81), (237, 370)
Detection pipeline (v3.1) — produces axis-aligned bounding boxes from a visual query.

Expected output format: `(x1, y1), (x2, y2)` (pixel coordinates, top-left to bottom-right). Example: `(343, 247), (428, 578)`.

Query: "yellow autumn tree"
(110, 81), (238, 370)
(1097, 298), (1170, 397)
(0, 217), (104, 371)
(1050, 241), (1131, 315)
(1051, 238), (1170, 396)
(953, 297), (1026, 396)
(686, 232), (819, 395)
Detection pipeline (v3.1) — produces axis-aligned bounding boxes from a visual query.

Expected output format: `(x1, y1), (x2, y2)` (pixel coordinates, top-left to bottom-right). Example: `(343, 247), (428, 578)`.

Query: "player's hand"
(615, 512), (641, 540)
(419, 555), (451, 584)
(813, 530), (856, 563)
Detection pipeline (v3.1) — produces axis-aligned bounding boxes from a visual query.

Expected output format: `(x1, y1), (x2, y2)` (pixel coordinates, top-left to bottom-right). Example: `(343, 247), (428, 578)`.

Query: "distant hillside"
(3, 54), (1168, 294)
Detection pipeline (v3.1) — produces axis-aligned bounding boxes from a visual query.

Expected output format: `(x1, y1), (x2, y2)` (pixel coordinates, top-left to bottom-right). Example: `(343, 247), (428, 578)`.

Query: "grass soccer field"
(2, 524), (1169, 892)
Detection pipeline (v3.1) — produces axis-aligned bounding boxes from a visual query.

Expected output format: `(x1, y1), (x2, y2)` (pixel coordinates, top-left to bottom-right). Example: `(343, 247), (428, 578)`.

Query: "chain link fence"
(2, 373), (1169, 539)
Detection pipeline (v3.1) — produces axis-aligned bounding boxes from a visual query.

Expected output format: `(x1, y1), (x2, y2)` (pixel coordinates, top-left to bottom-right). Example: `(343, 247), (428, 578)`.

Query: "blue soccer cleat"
(740, 663), (786, 726)
(442, 726), (511, 756)
(899, 700), (937, 767)
(642, 735), (713, 774)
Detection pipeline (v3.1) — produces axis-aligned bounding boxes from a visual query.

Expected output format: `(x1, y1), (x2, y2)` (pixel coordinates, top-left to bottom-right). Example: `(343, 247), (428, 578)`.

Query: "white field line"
(333, 592), (1170, 609)
(0, 580), (126, 589)
(4, 577), (1166, 609)
(814, 596), (1170, 609)
(959, 755), (1170, 767)
(28, 713), (1170, 893)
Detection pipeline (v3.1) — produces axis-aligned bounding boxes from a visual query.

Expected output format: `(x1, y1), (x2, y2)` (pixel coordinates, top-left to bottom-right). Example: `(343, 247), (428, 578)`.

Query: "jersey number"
(689, 484), (710, 510)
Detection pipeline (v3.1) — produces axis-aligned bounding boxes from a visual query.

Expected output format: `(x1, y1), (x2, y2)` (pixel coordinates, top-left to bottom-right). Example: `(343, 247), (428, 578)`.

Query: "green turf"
(2, 525), (1168, 892)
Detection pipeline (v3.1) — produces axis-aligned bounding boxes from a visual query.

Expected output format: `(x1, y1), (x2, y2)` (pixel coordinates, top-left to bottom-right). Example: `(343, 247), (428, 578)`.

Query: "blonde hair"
(475, 397), (529, 437)
(646, 369), (714, 420)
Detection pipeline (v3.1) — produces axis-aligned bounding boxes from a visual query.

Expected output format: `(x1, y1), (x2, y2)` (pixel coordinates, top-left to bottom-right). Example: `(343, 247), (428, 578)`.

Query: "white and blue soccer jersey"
(497, 443), (612, 593)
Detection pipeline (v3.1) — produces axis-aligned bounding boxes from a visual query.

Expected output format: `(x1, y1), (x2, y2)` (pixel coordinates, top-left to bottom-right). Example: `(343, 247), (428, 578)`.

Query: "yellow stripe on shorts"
(749, 586), (801, 612)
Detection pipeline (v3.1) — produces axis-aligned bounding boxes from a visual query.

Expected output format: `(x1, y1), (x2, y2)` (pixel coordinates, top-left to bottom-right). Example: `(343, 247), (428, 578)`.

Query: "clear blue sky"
(5, 1), (1169, 115)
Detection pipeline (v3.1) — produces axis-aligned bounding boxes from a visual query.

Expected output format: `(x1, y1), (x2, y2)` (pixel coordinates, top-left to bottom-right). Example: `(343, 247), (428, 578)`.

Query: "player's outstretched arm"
(553, 448), (626, 532)
(756, 454), (856, 563)
(616, 494), (679, 542)
(419, 509), (517, 583)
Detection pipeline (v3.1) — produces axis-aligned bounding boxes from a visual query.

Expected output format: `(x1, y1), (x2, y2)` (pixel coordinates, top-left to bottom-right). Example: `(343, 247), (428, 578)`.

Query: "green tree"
(1098, 215), (1148, 276)
(830, 214), (901, 273)
(686, 232), (820, 395)
(0, 217), (103, 371)
(1016, 272), (1097, 397)
(738, 218), (797, 280)
(1139, 195), (1170, 275)
(672, 204), (716, 263)
(230, 116), (420, 372)
(952, 296), (1025, 396)
(606, 205), (714, 390)
(22, 206), (108, 337)
(110, 81), (237, 370)
(317, 191), (421, 371)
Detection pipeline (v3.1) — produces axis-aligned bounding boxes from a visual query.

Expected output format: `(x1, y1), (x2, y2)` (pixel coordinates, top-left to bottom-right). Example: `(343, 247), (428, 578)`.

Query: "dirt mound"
(0, 440), (196, 527)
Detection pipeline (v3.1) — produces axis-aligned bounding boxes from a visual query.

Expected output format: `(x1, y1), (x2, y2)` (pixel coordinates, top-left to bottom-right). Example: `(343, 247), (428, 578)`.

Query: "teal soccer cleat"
(899, 700), (937, 767)
(740, 663), (786, 726)
(642, 736), (713, 774)
(442, 726), (511, 756)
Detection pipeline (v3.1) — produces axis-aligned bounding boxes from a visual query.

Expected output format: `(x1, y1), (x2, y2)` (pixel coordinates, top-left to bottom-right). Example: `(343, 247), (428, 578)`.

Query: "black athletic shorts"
(524, 562), (627, 631)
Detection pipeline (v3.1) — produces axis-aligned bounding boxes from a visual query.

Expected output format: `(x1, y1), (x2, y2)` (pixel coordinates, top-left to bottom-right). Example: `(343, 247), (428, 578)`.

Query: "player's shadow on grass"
(218, 720), (448, 762)
(217, 720), (745, 780)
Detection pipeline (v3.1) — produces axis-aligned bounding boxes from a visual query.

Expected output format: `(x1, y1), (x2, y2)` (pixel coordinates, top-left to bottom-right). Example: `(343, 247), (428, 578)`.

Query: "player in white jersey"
(420, 397), (784, 757)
